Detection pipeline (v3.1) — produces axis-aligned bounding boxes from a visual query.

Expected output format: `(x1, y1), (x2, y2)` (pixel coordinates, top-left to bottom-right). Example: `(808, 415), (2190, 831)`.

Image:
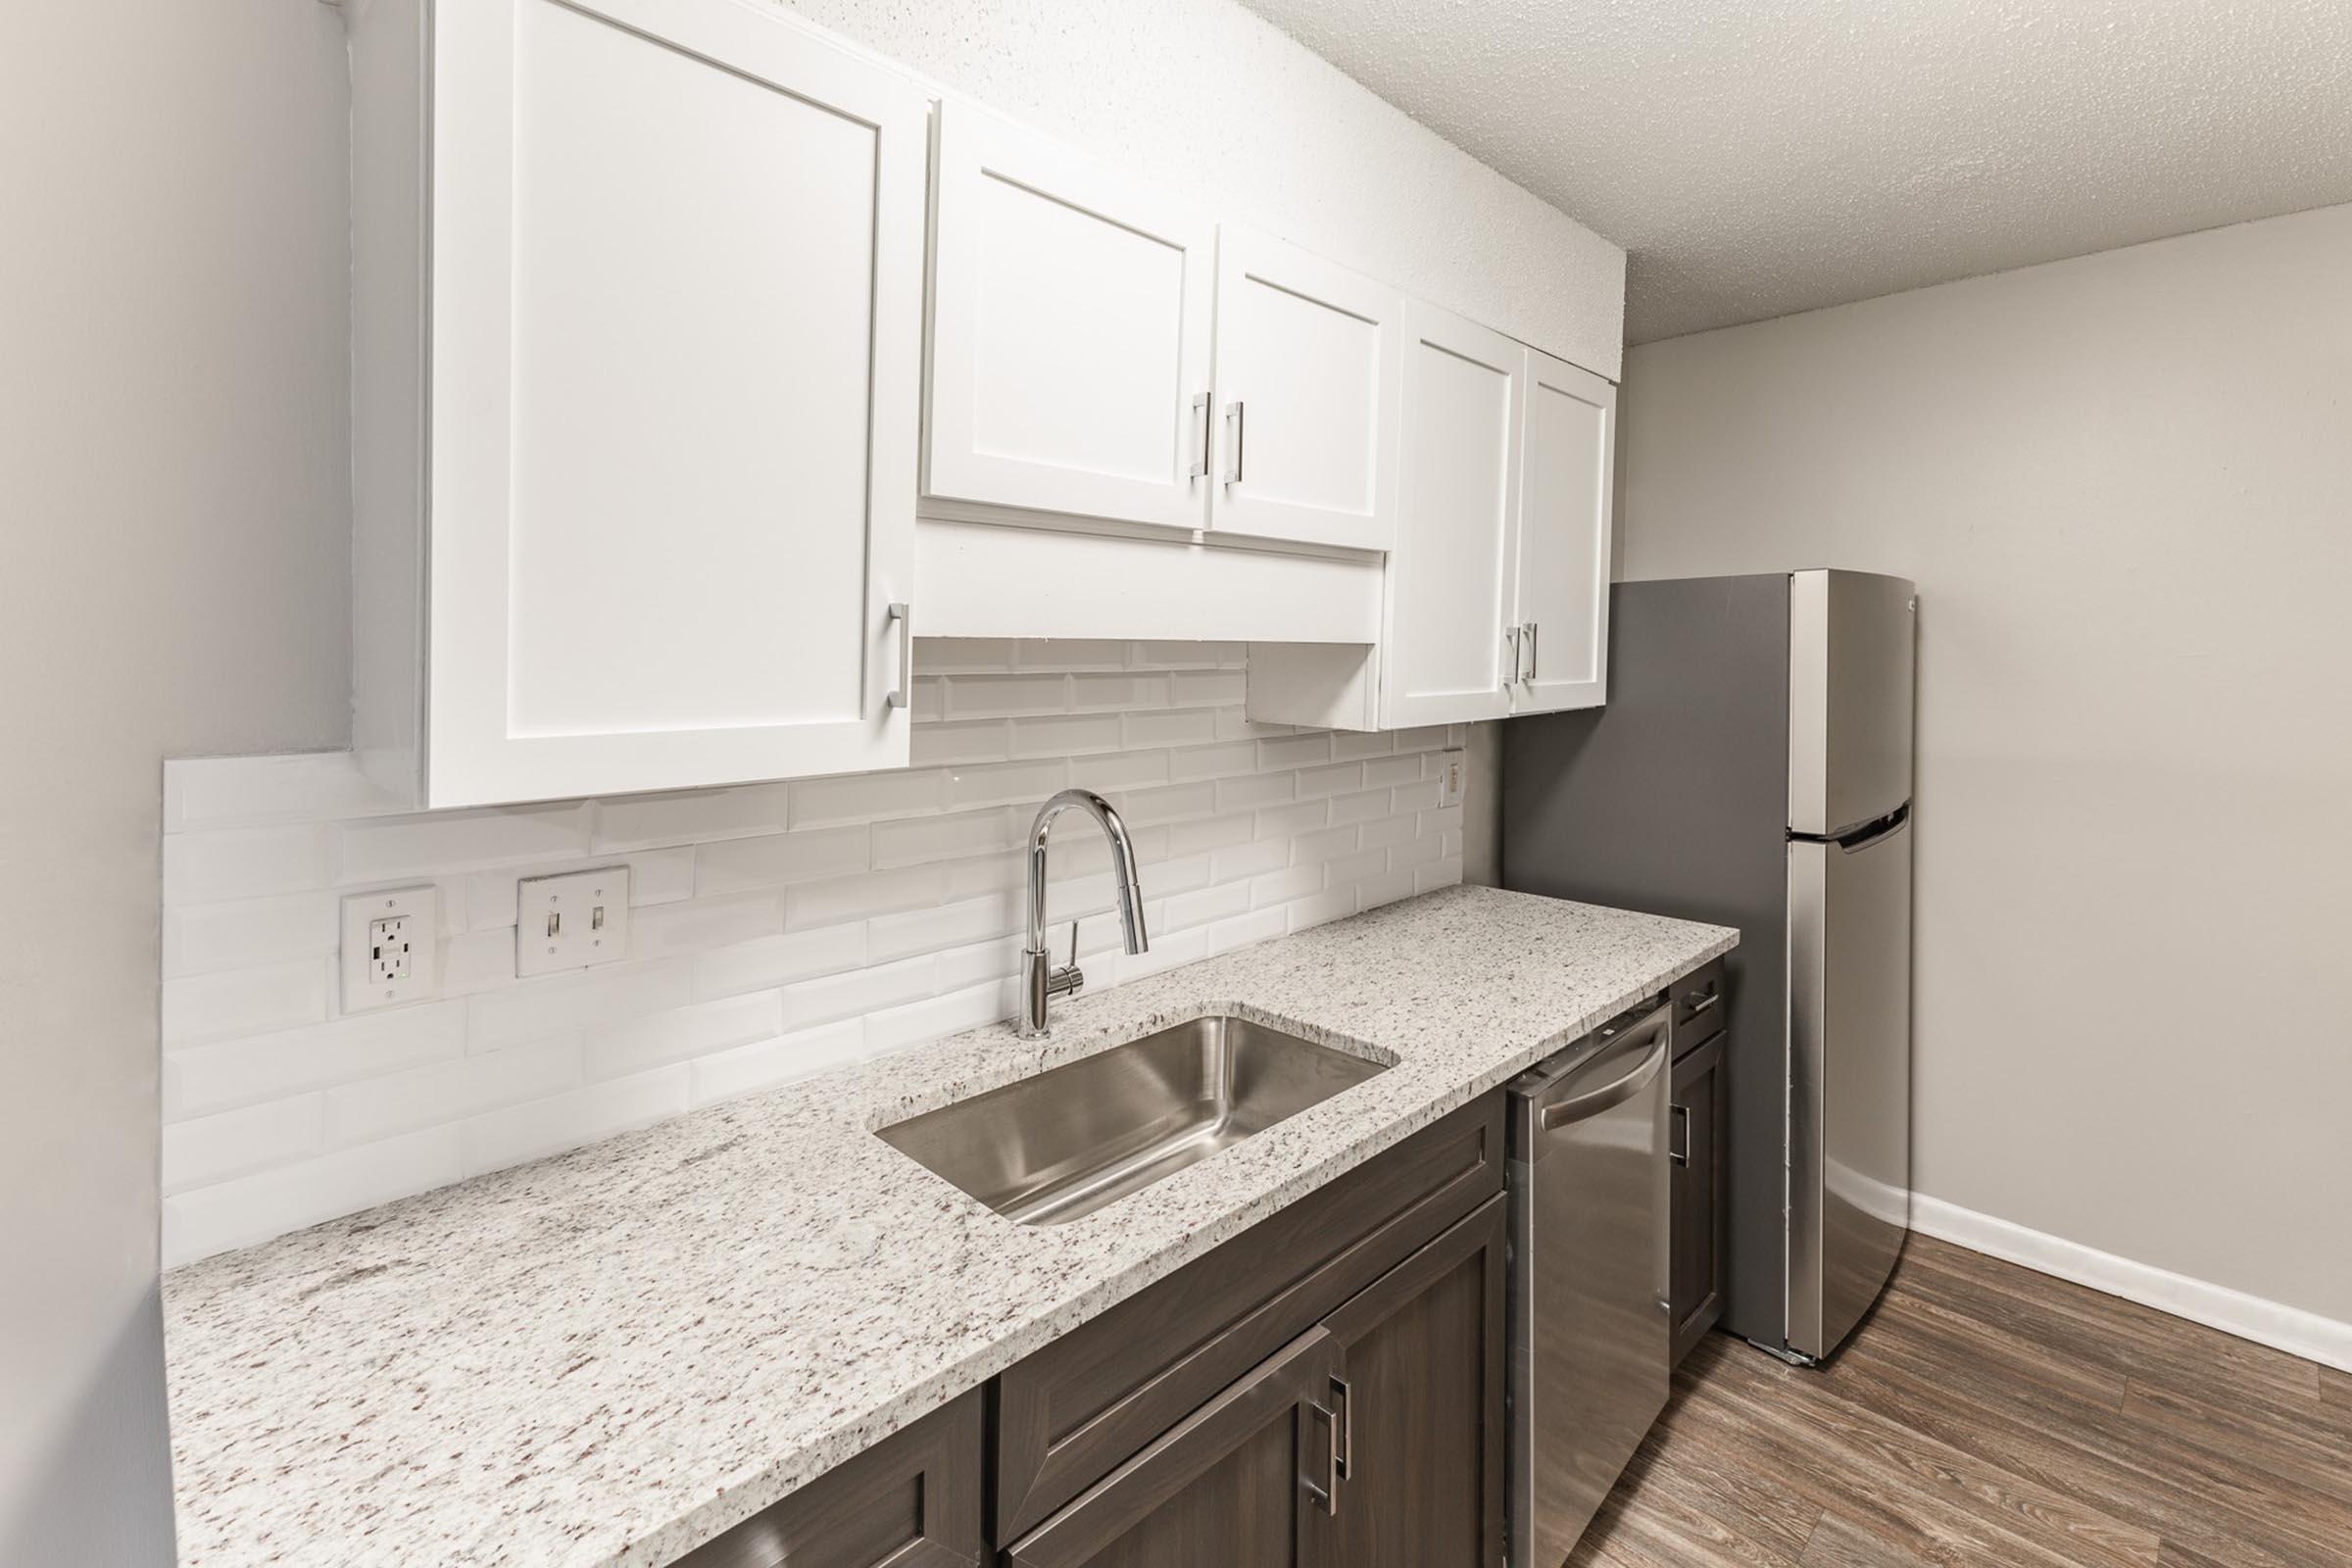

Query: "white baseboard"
(1909, 1194), (2352, 1375)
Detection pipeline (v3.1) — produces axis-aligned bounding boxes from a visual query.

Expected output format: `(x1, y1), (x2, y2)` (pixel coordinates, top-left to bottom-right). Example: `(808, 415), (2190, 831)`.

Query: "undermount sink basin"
(877, 1014), (1389, 1226)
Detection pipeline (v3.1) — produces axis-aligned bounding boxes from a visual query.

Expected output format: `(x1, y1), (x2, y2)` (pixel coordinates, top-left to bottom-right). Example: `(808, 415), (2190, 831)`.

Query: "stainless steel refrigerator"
(1501, 569), (1916, 1363)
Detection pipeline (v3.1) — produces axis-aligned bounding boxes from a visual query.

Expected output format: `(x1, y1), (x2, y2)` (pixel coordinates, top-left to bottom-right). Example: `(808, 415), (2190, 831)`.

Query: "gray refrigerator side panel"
(1500, 573), (1794, 1347)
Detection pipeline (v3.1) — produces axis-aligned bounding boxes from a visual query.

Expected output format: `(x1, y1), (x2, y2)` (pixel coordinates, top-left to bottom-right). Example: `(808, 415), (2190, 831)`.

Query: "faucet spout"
(1019, 789), (1149, 1036)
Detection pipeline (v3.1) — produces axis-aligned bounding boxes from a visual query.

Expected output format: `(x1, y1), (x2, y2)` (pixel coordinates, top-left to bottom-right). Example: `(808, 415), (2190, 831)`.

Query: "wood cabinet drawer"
(673, 1389), (983, 1568)
(991, 1095), (1506, 1540)
(1671, 958), (1727, 1049)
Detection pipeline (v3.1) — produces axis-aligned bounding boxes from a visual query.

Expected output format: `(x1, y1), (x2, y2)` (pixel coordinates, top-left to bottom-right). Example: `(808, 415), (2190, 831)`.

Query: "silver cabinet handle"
(1304, 1399), (1340, 1514)
(1502, 625), (1521, 688)
(1190, 392), (1210, 479)
(1670, 1102), (1690, 1166)
(1223, 399), (1246, 485)
(1330, 1374), (1353, 1480)
(884, 601), (912, 710)
(1521, 620), (1539, 683)
(1684, 989), (1720, 1017)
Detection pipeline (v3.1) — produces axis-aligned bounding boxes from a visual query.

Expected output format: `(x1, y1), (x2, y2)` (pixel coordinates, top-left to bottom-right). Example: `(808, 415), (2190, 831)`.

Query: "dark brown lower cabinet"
(1669, 1029), (1728, 1364)
(1310, 1196), (1506, 1568)
(662, 1095), (1512, 1568)
(1003, 1329), (1346, 1568)
(670, 1387), (983, 1568)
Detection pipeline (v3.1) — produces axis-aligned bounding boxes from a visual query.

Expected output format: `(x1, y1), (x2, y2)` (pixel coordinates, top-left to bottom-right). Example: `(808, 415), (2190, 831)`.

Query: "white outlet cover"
(1437, 749), (1466, 808)
(515, 865), (633, 978)
(339, 885), (442, 1012)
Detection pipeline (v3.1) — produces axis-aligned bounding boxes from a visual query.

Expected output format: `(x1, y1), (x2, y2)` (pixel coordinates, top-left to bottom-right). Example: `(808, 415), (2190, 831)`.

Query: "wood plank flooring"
(1566, 1235), (2352, 1568)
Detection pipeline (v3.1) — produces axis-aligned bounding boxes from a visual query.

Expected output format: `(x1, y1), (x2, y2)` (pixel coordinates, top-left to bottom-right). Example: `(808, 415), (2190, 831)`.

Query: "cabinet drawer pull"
(1223, 399), (1246, 485)
(1304, 1399), (1340, 1515)
(1521, 620), (1538, 683)
(1683, 989), (1720, 1017)
(1670, 1102), (1690, 1166)
(1190, 392), (1210, 480)
(1502, 625), (1520, 689)
(1330, 1374), (1353, 1480)
(884, 602), (912, 710)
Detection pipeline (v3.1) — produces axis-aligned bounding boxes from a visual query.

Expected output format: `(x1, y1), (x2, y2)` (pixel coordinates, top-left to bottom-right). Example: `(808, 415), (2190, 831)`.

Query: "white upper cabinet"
(1378, 302), (1526, 727)
(1207, 226), (1403, 552)
(363, 0), (928, 807)
(1509, 348), (1617, 713)
(926, 104), (1215, 529)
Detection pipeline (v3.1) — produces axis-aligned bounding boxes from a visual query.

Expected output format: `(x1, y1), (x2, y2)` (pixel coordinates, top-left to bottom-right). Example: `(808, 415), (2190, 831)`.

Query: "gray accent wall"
(0, 5), (352, 1557)
(1502, 575), (1795, 1344)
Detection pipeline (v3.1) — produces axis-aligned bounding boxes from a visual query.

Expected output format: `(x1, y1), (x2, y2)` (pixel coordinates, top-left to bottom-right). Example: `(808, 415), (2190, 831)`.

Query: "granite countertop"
(164, 885), (1736, 1567)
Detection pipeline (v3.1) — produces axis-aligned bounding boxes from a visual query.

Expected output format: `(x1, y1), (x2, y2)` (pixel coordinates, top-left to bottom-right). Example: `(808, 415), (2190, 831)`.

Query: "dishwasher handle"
(1535, 1011), (1671, 1131)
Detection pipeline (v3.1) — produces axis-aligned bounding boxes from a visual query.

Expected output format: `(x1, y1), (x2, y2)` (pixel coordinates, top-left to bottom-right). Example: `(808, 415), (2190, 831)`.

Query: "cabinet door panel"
(1378, 303), (1521, 727)
(670, 1389), (982, 1568)
(928, 104), (1213, 529)
(1511, 348), (1616, 713)
(1311, 1197), (1505, 1568)
(1671, 1031), (1728, 1363)
(428, 0), (922, 806)
(1005, 1330), (1342, 1568)
(1209, 226), (1401, 552)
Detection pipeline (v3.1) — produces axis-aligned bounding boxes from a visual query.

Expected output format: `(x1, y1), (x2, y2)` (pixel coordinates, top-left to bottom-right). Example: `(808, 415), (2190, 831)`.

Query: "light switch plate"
(1436, 749), (1466, 808)
(515, 865), (632, 978)
(339, 886), (441, 1012)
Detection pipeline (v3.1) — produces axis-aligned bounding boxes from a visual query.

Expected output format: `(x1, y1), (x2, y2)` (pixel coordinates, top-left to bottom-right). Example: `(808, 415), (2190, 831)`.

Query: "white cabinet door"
(1377, 302), (1523, 727)
(927, 104), (1215, 529)
(1207, 226), (1402, 552)
(1510, 348), (1616, 713)
(424, 0), (925, 808)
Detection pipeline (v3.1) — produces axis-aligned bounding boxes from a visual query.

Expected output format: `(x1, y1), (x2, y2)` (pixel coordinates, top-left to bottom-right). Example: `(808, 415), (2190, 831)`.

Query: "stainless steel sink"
(876, 1015), (1389, 1225)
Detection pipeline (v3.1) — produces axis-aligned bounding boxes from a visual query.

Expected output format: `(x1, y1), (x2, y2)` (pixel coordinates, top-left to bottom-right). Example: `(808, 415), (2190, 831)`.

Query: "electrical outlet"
(515, 865), (632, 978)
(1437, 749), (1466, 808)
(340, 886), (441, 1012)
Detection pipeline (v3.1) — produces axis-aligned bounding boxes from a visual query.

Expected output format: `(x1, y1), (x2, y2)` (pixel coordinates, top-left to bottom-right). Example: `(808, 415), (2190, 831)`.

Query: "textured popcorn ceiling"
(1234, 0), (2352, 343)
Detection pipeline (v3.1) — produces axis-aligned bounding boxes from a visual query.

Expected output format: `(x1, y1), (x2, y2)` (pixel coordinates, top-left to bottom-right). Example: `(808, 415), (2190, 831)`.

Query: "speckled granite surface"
(164, 886), (1736, 1567)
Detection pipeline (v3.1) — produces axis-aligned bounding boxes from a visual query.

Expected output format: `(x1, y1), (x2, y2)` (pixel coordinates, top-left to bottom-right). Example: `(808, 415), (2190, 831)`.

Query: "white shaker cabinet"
(925, 103), (1217, 529)
(352, 0), (927, 808)
(1508, 348), (1616, 713)
(1246, 316), (1616, 730)
(1207, 226), (1403, 552)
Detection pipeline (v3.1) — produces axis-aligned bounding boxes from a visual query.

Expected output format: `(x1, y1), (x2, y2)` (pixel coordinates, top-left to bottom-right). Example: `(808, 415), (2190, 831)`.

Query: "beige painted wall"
(1619, 203), (2352, 1323)
(0, 3), (352, 1557)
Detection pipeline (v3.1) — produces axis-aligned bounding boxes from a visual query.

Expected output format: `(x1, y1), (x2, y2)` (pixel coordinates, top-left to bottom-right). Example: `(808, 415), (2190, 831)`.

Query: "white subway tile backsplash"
(942, 758), (1069, 811)
(164, 891), (337, 978)
(911, 718), (1014, 767)
(324, 1038), (583, 1149)
(162, 959), (329, 1046)
(466, 958), (694, 1054)
(162, 1097), (324, 1195)
(583, 990), (784, 1083)
(689, 1020), (865, 1107)
(693, 924), (866, 1001)
(458, 1067), (690, 1178)
(695, 824), (870, 895)
(339, 804), (589, 882)
(1008, 710), (1123, 758)
(163, 1127), (462, 1267)
(164, 1002), (466, 1120)
(156, 646), (1460, 1263)
(166, 753), (411, 832)
(590, 783), (790, 853)
(630, 892), (788, 958)
(164, 823), (333, 903)
(789, 768), (944, 828)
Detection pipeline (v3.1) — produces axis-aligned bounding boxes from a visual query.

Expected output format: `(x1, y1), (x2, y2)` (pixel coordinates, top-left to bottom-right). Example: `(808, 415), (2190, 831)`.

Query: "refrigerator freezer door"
(1787, 814), (1913, 1360)
(1788, 570), (1916, 839)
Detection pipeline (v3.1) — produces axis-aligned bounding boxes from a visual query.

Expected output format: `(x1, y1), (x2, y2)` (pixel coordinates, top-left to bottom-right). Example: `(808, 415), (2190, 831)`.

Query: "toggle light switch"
(514, 865), (632, 978)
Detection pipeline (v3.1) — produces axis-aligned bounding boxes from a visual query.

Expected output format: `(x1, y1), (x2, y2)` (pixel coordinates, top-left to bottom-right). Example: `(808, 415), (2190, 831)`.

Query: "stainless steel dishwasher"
(1507, 997), (1674, 1568)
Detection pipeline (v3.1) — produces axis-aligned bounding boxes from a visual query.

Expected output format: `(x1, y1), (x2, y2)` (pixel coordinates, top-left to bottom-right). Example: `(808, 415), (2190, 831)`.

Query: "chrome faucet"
(1019, 789), (1149, 1037)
